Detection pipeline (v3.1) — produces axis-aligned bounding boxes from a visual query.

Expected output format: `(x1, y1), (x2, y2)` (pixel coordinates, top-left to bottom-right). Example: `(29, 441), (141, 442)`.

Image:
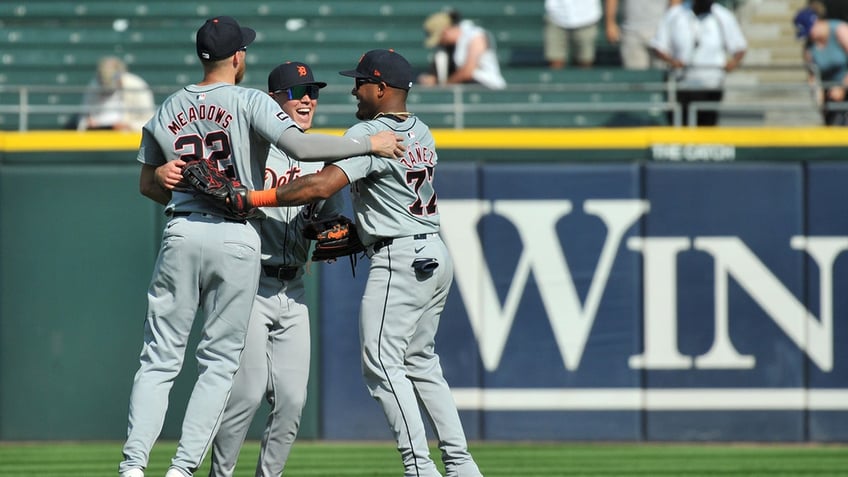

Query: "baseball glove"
(178, 159), (259, 220)
(302, 215), (366, 263)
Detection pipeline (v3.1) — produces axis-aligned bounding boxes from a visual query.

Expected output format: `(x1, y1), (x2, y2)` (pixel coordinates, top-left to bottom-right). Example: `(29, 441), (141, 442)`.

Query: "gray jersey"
(260, 146), (344, 267)
(209, 144), (343, 477)
(137, 82), (296, 214)
(123, 84), (289, 476)
(348, 114), (483, 476)
(334, 116), (439, 246)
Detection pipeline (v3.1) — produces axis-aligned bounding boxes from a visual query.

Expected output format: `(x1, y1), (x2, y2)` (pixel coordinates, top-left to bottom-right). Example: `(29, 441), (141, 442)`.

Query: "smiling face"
(351, 77), (381, 120)
(272, 86), (318, 130)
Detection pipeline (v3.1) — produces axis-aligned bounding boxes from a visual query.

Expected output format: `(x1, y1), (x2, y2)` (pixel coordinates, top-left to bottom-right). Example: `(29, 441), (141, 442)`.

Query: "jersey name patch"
(167, 104), (233, 134)
(400, 142), (435, 169)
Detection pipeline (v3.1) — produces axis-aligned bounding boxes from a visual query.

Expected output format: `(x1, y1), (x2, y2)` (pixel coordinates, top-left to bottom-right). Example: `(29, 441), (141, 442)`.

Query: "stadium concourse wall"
(1, 128), (848, 443)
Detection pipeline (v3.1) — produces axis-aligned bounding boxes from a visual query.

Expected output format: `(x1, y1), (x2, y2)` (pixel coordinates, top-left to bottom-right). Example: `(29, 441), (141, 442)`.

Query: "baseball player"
(232, 49), (484, 477)
(205, 61), (342, 477)
(119, 17), (403, 477)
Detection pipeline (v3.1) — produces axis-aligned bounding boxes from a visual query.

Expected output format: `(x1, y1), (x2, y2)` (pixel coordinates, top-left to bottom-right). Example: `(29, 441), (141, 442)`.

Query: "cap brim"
(241, 27), (256, 47)
(270, 81), (328, 92)
(339, 69), (366, 79)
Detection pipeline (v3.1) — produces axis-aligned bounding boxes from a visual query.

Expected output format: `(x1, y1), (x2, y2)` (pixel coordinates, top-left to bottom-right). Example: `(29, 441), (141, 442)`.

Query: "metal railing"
(0, 79), (824, 131)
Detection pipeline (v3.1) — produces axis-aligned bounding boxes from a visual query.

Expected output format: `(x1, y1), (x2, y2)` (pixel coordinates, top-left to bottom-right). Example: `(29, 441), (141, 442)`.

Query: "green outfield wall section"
(0, 133), (321, 440)
(0, 128), (846, 441)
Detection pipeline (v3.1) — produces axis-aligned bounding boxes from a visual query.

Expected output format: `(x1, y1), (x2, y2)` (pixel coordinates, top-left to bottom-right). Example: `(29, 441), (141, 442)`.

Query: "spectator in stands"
(77, 56), (155, 131)
(418, 9), (507, 90)
(605, 0), (682, 69)
(650, 0), (747, 126)
(794, 1), (848, 125)
(543, 0), (603, 69)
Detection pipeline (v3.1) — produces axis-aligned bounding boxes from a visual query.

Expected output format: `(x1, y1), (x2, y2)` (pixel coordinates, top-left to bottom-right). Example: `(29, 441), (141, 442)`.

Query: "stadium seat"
(0, 0), (667, 130)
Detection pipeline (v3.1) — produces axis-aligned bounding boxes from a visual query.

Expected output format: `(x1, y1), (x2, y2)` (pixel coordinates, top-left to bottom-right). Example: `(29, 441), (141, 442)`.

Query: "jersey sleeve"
(317, 190), (346, 219)
(247, 90), (299, 142)
(333, 122), (389, 182)
(275, 128), (371, 162)
(136, 128), (166, 166)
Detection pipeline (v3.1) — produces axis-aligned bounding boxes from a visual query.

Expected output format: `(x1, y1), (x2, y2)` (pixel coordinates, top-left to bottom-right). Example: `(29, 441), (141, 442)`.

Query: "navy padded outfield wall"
(2, 130), (847, 441)
(320, 161), (848, 442)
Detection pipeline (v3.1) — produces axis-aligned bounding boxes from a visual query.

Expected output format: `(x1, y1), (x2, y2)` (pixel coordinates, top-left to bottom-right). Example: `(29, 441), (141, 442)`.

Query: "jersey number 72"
(407, 166), (437, 216)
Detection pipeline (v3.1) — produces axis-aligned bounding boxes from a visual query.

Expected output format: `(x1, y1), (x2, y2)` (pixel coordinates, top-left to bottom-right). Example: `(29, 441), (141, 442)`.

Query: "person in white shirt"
(418, 9), (507, 90)
(650, 0), (747, 126)
(544, 0), (603, 69)
(77, 56), (155, 131)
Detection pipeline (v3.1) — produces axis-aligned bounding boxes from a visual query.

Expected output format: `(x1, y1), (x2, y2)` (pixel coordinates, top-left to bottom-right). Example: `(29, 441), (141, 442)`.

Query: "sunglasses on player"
(355, 77), (381, 90)
(274, 84), (320, 100)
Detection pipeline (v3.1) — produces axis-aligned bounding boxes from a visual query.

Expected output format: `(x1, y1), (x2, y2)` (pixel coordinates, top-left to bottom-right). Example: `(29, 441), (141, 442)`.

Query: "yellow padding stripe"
(429, 128), (848, 149)
(0, 131), (141, 151)
(2, 128), (848, 152)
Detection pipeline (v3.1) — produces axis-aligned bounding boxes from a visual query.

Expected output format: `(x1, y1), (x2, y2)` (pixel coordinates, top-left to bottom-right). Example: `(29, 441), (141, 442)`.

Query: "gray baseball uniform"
(121, 82), (375, 477)
(333, 115), (482, 477)
(209, 146), (343, 477)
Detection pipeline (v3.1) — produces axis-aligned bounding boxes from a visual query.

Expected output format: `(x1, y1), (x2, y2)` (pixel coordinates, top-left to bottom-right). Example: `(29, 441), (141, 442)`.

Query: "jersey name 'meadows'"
(399, 142), (435, 169)
(167, 104), (232, 134)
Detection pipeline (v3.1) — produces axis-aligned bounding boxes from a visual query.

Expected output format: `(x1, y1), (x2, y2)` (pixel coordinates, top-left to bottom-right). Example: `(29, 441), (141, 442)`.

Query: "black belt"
(263, 265), (299, 281)
(171, 211), (245, 224)
(371, 233), (430, 254)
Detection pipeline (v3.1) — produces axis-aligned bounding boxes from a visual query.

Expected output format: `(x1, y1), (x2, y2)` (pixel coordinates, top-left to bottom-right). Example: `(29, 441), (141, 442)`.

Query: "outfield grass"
(0, 440), (846, 476)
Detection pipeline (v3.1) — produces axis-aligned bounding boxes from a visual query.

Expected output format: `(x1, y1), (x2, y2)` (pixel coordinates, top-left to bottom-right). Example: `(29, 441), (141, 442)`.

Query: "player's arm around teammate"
(217, 48), (483, 477)
(120, 16), (398, 477)
(140, 158), (179, 205)
(207, 61), (342, 477)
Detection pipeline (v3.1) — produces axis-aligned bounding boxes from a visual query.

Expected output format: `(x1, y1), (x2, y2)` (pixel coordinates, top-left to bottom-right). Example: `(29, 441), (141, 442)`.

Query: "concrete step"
(744, 47), (805, 67)
(742, 22), (804, 41)
(724, 91), (817, 107)
(737, 0), (805, 22)
(723, 78), (813, 99)
(718, 93), (821, 126)
(741, 23), (785, 41)
(734, 68), (808, 82)
(728, 0), (815, 125)
(765, 109), (823, 125)
(718, 110), (823, 127)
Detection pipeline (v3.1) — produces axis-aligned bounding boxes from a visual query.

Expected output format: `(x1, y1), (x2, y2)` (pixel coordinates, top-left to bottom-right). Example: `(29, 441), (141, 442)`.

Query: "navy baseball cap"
(268, 62), (327, 92)
(196, 16), (256, 61)
(339, 49), (414, 91)
(793, 7), (817, 39)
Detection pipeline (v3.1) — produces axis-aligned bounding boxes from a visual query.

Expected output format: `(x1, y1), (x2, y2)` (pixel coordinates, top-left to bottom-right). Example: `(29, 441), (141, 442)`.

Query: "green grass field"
(1, 440), (846, 476)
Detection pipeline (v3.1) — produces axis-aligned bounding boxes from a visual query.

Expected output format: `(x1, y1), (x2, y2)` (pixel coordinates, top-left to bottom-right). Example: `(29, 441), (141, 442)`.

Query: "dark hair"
(692, 0), (715, 16)
(447, 9), (461, 25)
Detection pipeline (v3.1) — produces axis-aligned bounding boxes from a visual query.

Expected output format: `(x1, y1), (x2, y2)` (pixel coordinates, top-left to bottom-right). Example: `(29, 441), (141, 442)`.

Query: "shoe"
(164, 468), (187, 477)
(120, 470), (144, 477)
